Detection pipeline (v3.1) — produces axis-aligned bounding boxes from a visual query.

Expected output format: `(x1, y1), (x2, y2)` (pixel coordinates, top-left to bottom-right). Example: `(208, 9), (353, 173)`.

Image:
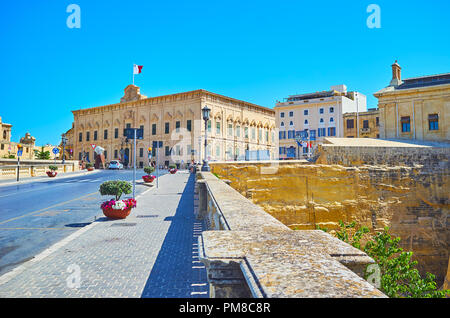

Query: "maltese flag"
(133, 64), (143, 75)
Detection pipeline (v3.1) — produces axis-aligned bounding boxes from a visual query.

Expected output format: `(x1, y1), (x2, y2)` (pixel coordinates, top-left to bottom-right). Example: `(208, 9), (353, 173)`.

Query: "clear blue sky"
(1, 0), (449, 145)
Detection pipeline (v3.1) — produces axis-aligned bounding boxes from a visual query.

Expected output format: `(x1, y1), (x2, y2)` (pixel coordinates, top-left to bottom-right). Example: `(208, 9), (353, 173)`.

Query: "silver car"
(108, 160), (123, 170)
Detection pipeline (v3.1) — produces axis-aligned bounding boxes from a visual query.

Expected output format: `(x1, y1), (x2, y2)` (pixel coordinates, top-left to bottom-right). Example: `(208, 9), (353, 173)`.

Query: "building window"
(319, 108), (324, 114)
(152, 124), (157, 135)
(228, 124), (233, 136)
(288, 130), (295, 139)
(266, 130), (269, 142)
(289, 111), (293, 117)
(104, 129), (108, 140)
(244, 127), (249, 138)
(79, 132), (82, 142)
(175, 121), (180, 133)
(165, 122), (170, 134)
(279, 131), (286, 140)
(86, 132), (90, 141)
(139, 148), (143, 157)
(428, 114), (439, 131)
(236, 125), (240, 137)
(114, 149), (118, 159)
(258, 128), (262, 141)
(0, 144), (4, 150)
(280, 112), (285, 118)
(401, 116), (411, 132)
(79, 152), (82, 160)
(318, 128), (326, 137)
(104, 150), (107, 159)
(140, 125), (144, 135)
(330, 107), (334, 113)
(216, 122), (220, 135)
(216, 145), (220, 157)
(252, 127), (256, 139)
(289, 121), (293, 126)
(94, 131), (98, 141)
(165, 146), (170, 156)
(2, 130), (6, 139)
(363, 120), (369, 129)
(126, 123), (131, 128)
(114, 128), (119, 139)
(279, 147), (286, 155)
(304, 119), (308, 125)
(330, 117), (334, 123)
(304, 109), (309, 116)
(187, 120), (192, 132)
(280, 122), (284, 127)
(207, 120), (211, 133)
(347, 119), (354, 129)
(376, 117), (379, 127)
(328, 127), (336, 136)
(320, 118), (324, 123)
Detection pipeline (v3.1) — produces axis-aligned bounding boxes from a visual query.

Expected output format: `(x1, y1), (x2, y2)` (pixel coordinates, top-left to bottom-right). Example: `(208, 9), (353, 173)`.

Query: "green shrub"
(317, 221), (449, 298)
(48, 165), (58, 171)
(144, 166), (155, 175)
(168, 164), (177, 169)
(99, 180), (132, 201)
(85, 163), (93, 168)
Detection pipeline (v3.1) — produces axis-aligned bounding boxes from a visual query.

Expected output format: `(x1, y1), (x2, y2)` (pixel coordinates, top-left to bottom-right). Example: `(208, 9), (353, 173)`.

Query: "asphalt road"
(0, 169), (166, 276)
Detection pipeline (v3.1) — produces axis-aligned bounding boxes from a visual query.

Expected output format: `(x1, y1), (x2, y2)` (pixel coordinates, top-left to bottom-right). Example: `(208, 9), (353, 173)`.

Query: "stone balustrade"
(195, 171), (386, 298)
(0, 159), (80, 179)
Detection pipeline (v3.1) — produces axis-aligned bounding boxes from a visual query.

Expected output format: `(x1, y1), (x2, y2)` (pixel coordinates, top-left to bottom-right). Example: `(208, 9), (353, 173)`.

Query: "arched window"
(3, 130), (6, 140)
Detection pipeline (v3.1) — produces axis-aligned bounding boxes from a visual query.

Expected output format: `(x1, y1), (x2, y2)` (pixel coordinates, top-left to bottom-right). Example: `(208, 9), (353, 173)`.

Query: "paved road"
(0, 169), (165, 276)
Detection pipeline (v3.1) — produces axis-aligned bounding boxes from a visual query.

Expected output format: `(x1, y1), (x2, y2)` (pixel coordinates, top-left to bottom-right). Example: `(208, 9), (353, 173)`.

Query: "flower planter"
(169, 169), (177, 174)
(87, 167), (94, 171)
(142, 175), (156, 183)
(101, 198), (137, 220)
(46, 171), (57, 177)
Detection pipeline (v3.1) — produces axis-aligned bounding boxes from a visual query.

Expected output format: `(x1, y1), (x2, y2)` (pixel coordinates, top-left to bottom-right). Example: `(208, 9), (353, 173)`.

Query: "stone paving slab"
(0, 172), (208, 298)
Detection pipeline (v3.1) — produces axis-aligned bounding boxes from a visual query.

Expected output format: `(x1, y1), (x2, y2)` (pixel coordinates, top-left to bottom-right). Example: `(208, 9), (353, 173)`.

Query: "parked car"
(108, 160), (123, 170)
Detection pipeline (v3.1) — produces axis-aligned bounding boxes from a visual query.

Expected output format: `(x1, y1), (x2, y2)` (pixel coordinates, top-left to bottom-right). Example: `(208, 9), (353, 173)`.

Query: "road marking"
(190, 291), (208, 295)
(191, 283), (207, 286)
(0, 191), (98, 225)
(0, 227), (73, 230)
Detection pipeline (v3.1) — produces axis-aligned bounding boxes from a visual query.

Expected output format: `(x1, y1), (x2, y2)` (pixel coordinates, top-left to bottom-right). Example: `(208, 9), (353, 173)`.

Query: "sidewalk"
(0, 169), (101, 187)
(0, 172), (209, 298)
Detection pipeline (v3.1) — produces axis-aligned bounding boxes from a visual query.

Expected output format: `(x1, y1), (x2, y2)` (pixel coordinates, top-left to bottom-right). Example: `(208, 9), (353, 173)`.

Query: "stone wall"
(209, 157), (449, 285)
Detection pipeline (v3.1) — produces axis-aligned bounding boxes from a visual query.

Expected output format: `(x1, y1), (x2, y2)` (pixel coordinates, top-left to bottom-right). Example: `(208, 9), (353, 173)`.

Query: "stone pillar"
(197, 179), (207, 220)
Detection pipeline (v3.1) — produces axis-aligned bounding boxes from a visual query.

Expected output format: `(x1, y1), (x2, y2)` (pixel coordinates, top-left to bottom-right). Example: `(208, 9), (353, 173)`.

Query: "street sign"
(17, 150), (23, 157)
(52, 147), (60, 154)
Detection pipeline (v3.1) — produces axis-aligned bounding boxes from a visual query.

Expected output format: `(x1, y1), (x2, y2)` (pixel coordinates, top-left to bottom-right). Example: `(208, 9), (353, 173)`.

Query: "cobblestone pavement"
(0, 172), (209, 298)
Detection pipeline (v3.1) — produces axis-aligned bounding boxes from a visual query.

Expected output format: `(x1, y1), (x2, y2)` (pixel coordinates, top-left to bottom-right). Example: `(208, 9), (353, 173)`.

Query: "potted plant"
(168, 164), (178, 174)
(99, 180), (137, 219)
(46, 165), (58, 177)
(142, 166), (156, 183)
(86, 163), (94, 171)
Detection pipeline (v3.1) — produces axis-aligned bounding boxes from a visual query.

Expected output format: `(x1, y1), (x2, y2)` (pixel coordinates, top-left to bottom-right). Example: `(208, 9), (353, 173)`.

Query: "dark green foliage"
(318, 221), (449, 298)
(168, 164), (177, 169)
(143, 166), (155, 175)
(34, 146), (51, 160)
(48, 165), (58, 171)
(99, 180), (132, 201)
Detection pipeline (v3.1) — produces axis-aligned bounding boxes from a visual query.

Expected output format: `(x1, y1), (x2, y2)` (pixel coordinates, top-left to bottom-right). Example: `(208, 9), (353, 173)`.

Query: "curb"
(0, 169), (102, 188)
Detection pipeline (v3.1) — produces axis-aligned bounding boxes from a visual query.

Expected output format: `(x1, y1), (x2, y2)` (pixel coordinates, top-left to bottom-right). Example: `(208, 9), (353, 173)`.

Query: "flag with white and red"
(133, 64), (143, 75)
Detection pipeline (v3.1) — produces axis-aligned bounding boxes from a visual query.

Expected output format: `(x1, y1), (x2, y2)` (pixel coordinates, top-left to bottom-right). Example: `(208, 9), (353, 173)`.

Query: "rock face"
(210, 161), (449, 286)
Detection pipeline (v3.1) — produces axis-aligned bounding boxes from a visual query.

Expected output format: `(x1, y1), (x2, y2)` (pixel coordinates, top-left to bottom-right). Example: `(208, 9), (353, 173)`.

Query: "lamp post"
(61, 134), (68, 164)
(201, 106), (211, 172)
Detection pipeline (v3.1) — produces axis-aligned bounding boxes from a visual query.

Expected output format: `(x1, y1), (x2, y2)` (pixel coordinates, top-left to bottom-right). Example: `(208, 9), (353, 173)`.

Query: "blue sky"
(0, 0), (449, 145)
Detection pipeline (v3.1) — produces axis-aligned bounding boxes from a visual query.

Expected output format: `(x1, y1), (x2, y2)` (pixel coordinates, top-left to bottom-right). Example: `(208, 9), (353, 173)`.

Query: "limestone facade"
(0, 116), (35, 159)
(374, 61), (450, 142)
(275, 85), (367, 159)
(343, 108), (380, 138)
(70, 85), (276, 168)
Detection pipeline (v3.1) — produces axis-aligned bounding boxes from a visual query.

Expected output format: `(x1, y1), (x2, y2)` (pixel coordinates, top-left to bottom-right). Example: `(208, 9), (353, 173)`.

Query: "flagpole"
(132, 64), (135, 85)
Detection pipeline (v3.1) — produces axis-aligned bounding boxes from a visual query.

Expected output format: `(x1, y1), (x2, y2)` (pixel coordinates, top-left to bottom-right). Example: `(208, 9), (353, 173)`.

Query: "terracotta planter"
(102, 207), (132, 219)
(46, 171), (57, 177)
(87, 167), (94, 171)
(142, 175), (155, 183)
(169, 169), (177, 174)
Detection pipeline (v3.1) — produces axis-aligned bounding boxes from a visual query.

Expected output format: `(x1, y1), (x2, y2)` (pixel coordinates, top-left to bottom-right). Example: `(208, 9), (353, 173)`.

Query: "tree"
(319, 221), (449, 298)
(34, 146), (51, 160)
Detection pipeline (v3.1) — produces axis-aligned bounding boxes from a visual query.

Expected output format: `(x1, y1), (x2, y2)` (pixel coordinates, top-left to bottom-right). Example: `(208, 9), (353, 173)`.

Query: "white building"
(275, 85), (367, 159)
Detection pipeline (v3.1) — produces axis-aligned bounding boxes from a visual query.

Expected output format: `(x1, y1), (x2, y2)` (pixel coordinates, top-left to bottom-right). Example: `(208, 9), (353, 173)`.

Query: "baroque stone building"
(374, 61), (450, 142)
(343, 108), (380, 138)
(0, 116), (36, 159)
(70, 85), (276, 168)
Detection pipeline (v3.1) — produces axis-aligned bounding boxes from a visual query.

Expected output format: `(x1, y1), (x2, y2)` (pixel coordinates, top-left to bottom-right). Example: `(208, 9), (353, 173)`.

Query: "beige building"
(70, 85), (277, 168)
(343, 108), (380, 138)
(275, 85), (367, 159)
(0, 116), (36, 159)
(374, 61), (450, 142)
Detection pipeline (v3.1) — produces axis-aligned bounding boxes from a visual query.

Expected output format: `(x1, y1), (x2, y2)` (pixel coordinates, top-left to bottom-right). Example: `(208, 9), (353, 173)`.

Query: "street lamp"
(61, 134), (68, 164)
(201, 106), (211, 172)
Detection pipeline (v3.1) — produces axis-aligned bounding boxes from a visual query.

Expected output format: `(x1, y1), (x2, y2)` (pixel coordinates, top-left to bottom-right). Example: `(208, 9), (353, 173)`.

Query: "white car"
(108, 160), (123, 170)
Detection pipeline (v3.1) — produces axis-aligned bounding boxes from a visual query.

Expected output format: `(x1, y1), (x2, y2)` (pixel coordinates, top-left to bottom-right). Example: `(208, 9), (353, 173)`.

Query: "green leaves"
(48, 165), (58, 171)
(34, 146), (51, 160)
(99, 180), (132, 201)
(143, 166), (155, 175)
(326, 222), (449, 298)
